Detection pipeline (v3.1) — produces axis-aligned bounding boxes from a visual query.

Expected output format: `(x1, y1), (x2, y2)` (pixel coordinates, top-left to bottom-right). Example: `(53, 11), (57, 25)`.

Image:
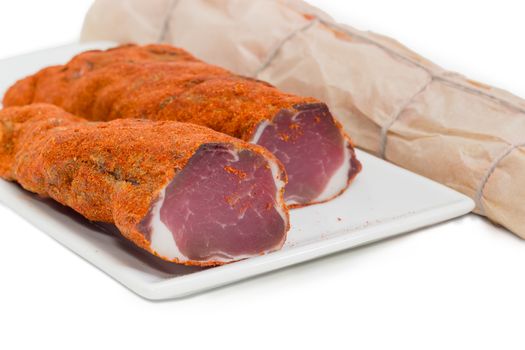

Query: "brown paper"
(81, 0), (525, 237)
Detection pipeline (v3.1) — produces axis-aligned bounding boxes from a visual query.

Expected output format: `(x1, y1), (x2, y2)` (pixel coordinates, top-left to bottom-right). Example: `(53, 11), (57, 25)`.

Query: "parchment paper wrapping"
(81, 0), (525, 237)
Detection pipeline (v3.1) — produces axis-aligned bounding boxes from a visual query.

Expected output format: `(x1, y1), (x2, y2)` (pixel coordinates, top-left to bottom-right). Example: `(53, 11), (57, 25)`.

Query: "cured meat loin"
(0, 104), (289, 266)
(3, 44), (361, 207)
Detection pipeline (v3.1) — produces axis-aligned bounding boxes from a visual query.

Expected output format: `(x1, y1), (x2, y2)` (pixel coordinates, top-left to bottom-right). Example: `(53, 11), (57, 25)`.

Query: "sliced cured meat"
(3, 44), (362, 207)
(140, 143), (287, 263)
(252, 103), (360, 205)
(0, 104), (289, 266)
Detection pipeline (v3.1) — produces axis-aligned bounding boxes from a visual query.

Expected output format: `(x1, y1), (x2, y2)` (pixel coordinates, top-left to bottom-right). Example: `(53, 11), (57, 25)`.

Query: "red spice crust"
(0, 104), (289, 266)
(3, 44), (321, 141)
(2, 44), (360, 207)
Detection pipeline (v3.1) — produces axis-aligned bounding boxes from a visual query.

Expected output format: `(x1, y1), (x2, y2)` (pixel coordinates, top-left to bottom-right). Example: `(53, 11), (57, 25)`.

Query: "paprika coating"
(3, 44), (361, 207)
(0, 104), (289, 266)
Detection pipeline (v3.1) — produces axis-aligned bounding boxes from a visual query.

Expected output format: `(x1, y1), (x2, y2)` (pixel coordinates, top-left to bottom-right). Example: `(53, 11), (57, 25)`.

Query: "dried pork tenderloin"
(3, 44), (361, 207)
(0, 104), (289, 266)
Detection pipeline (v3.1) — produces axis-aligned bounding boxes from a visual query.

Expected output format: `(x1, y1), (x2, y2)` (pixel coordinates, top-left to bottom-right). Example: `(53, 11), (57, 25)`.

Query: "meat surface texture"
(0, 104), (289, 266)
(3, 44), (361, 207)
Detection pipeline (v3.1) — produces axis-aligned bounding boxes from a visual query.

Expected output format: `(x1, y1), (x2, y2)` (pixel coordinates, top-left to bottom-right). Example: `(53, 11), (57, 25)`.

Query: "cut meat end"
(251, 103), (361, 207)
(138, 143), (288, 265)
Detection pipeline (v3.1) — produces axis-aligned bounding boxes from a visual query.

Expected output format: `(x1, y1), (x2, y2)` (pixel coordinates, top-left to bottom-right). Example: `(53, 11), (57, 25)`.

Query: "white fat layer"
(148, 146), (287, 264)
(315, 138), (352, 202)
(250, 120), (270, 144)
(251, 120), (295, 207)
(250, 122), (287, 226)
(268, 158), (288, 227)
(148, 187), (189, 262)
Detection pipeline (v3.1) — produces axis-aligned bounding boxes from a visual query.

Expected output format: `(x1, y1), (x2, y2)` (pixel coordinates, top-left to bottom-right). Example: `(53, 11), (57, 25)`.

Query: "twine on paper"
(474, 142), (525, 214)
(378, 76), (433, 158)
(157, 0), (180, 43)
(253, 18), (319, 77)
(323, 20), (525, 161)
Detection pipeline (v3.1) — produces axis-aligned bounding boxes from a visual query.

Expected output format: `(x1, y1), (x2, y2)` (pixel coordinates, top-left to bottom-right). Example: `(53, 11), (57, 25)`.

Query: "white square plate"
(0, 43), (474, 300)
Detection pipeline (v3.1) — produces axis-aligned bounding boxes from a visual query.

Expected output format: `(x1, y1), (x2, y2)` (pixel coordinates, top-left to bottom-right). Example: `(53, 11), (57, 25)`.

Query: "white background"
(0, 1), (524, 349)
